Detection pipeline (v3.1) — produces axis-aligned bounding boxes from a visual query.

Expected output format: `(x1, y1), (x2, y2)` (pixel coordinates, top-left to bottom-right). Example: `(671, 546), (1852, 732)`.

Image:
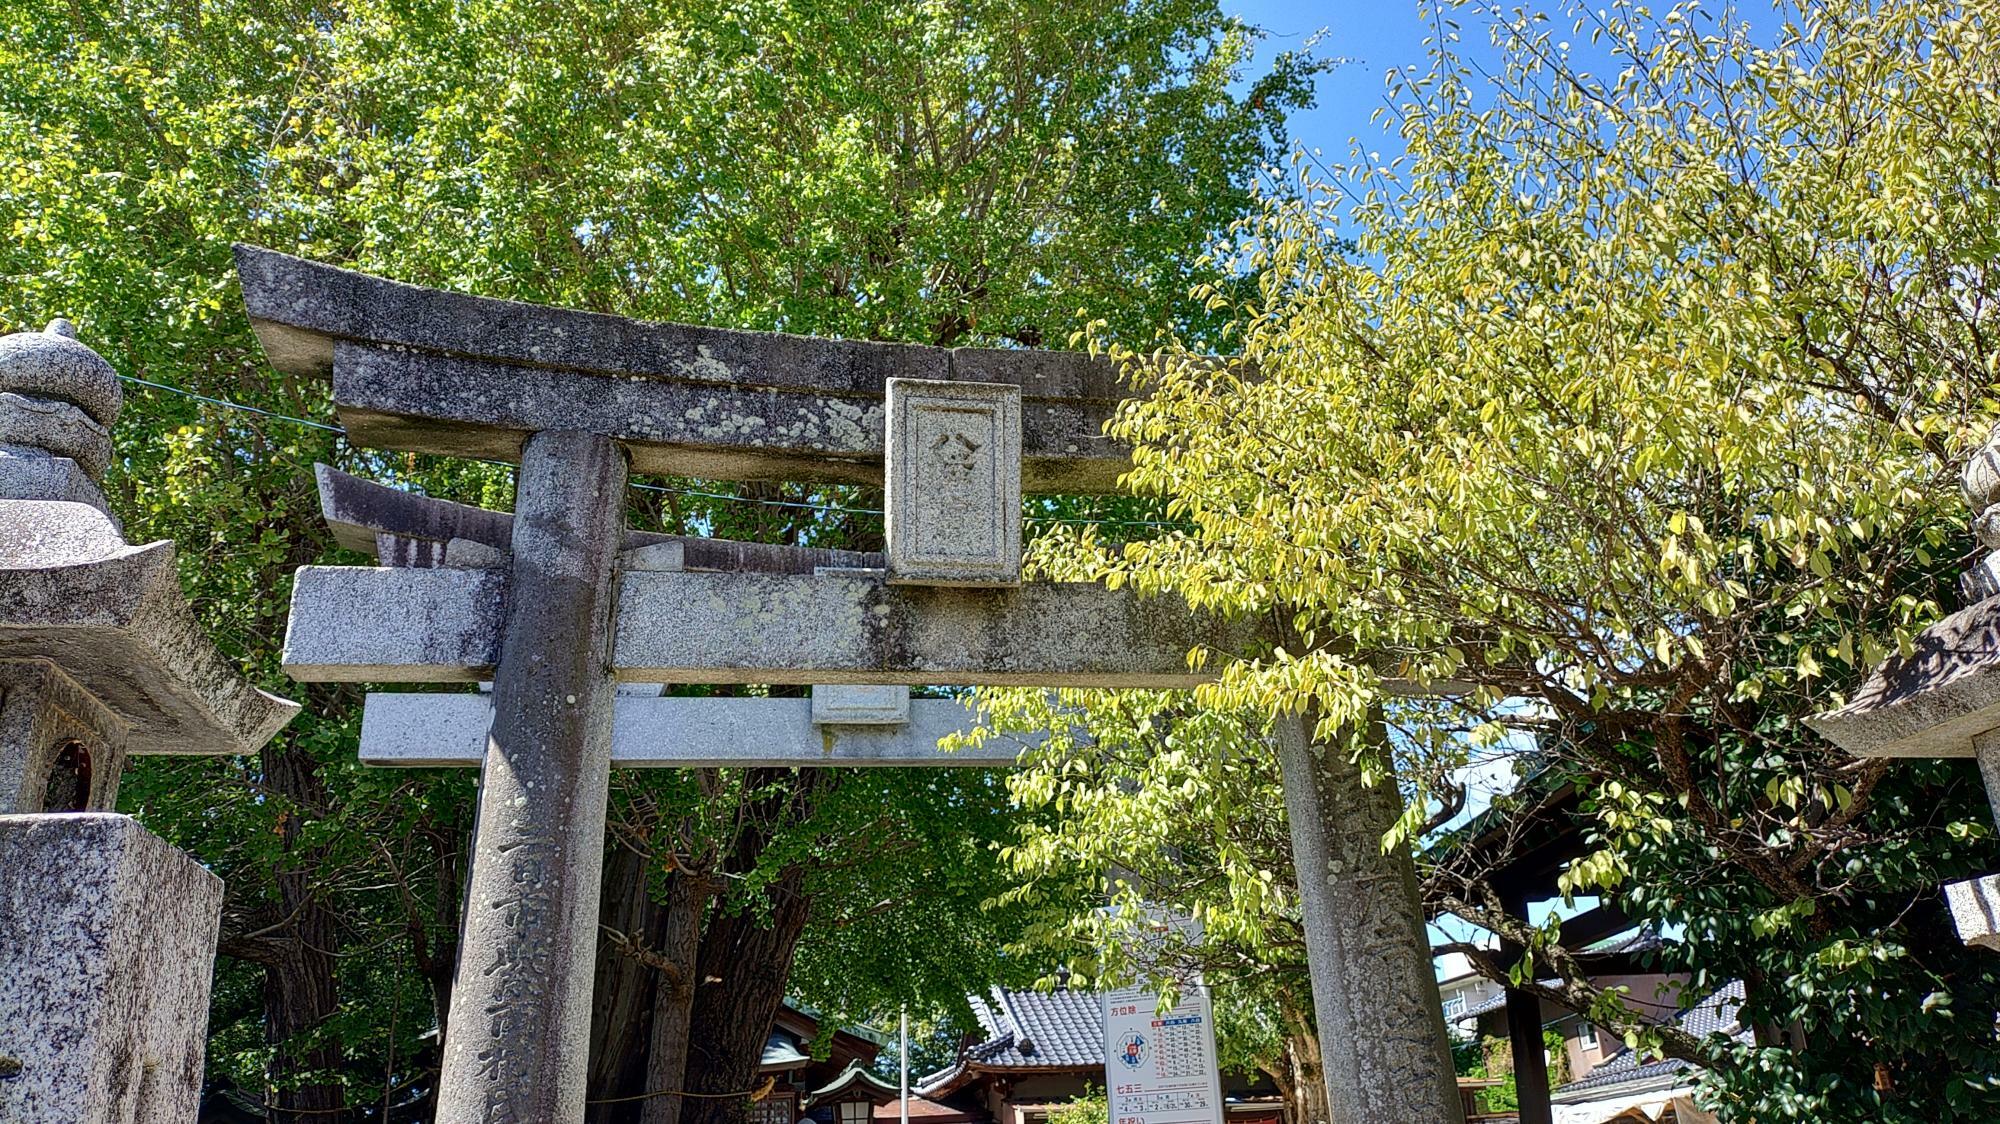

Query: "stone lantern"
(0, 320), (298, 1123)
(1811, 423), (2000, 950)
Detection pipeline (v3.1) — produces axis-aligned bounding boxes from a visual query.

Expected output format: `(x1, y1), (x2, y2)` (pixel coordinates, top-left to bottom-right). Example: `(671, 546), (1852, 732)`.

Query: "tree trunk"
(678, 863), (816, 1124)
(1279, 1001), (1332, 1124)
(588, 840), (669, 1121)
(641, 872), (715, 1124)
(260, 739), (346, 1123)
(1274, 712), (1463, 1124)
(583, 766), (825, 1124)
(418, 824), (464, 1033)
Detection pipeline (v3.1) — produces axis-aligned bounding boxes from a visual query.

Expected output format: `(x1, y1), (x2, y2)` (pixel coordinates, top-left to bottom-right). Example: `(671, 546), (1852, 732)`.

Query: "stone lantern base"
(0, 813), (222, 1124)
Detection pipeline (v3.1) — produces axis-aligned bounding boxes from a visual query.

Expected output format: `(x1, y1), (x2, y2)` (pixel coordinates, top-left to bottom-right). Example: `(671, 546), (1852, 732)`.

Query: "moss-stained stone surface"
(236, 245), (1130, 491)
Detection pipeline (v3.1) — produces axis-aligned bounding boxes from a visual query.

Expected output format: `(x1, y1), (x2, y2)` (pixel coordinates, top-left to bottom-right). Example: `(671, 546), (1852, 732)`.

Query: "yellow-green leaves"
(1050, 0), (1993, 792)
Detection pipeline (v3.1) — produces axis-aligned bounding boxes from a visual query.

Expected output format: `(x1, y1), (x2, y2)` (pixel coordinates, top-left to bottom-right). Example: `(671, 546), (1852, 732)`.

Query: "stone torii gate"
(238, 245), (1463, 1124)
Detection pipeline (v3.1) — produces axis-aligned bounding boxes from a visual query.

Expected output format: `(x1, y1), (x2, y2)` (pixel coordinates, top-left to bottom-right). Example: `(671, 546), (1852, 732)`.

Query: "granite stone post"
(1275, 713), (1465, 1124)
(435, 431), (629, 1124)
(1976, 730), (2000, 830)
(0, 814), (224, 1123)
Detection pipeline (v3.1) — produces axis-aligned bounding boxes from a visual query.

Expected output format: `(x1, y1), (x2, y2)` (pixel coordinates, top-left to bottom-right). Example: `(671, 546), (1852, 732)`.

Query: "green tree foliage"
(968, 692), (1326, 1112)
(1045, 1084), (1108, 1124)
(1000, 1), (2000, 1119)
(0, 0), (1320, 1116)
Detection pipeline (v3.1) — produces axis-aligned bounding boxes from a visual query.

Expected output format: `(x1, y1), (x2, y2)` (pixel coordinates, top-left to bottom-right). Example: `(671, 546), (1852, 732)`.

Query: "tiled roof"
(1582, 929), (1668, 957)
(985, 986), (1104, 1066)
(1455, 989), (1515, 1023)
(1554, 981), (1750, 1098)
(918, 986), (1104, 1093)
(804, 1061), (902, 1107)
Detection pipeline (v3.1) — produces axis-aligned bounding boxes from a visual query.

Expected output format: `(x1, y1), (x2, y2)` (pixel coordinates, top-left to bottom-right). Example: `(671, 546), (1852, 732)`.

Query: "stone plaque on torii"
(241, 245), (1463, 1124)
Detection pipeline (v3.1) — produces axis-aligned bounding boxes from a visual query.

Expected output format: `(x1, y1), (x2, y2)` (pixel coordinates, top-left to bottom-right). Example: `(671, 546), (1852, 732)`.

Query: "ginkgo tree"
(0, 0), (1323, 1118)
(991, 1), (2000, 1119)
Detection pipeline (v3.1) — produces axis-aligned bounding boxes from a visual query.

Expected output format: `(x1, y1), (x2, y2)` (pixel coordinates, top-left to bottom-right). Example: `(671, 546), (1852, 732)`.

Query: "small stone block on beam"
(1946, 874), (2000, 951)
(886, 378), (1021, 586)
(812, 685), (910, 726)
(809, 565), (909, 724)
(622, 541), (686, 573)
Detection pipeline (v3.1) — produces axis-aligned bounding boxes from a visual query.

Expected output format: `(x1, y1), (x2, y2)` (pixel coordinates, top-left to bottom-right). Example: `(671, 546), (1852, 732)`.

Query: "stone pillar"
(1975, 731), (2000, 830)
(436, 430), (629, 1124)
(1950, 730), (2000, 949)
(0, 814), (223, 1123)
(1274, 714), (1465, 1124)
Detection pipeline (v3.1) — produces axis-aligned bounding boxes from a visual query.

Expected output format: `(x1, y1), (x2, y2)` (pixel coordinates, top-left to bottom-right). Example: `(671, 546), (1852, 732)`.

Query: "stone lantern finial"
(1961, 425), (2000, 603)
(0, 320), (122, 485)
(0, 320), (128, 522)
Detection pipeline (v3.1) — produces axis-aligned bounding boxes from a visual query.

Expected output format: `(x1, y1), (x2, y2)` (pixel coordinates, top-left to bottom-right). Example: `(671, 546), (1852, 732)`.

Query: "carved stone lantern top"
(0, 319), (124, 429)
(0, 321), (296, 814)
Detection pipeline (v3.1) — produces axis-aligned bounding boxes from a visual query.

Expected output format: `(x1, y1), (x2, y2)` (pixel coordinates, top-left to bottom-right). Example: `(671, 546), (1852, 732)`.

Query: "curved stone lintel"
(236, 245), (1134, 492)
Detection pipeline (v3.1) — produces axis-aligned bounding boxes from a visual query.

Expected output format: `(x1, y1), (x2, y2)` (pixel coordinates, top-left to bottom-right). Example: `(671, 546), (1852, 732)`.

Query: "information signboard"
(1102, 984), (1225, 1124)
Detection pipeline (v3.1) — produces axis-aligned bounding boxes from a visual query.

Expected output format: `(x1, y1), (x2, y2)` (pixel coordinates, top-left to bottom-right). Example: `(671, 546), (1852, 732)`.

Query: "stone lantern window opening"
(41, 740), (92, 813)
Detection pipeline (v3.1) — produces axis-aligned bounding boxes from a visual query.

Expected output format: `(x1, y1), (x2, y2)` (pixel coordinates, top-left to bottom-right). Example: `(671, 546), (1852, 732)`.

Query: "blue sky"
(1226, 1), (1794, 162)
(1226, 0), (1448, 161)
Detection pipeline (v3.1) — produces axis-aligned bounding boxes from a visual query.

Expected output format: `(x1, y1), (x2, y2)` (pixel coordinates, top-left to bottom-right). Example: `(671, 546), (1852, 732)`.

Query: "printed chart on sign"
(1103, 985), (1225, 1124)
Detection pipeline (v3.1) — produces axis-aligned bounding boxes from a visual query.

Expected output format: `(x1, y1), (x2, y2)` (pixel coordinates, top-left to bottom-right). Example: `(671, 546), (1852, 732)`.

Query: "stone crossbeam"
(315, 463), (881, 574)
(358, 694), (1032, 767)
(282, 567), (1261, 688)
(237, 245), (1129, 491)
